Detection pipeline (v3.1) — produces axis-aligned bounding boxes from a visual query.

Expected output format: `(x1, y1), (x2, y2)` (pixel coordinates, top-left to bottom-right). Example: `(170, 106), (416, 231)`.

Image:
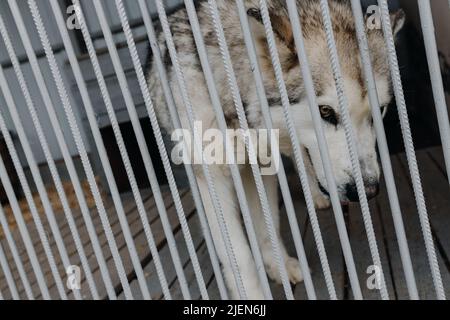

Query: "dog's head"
(248, 1), (405, 203)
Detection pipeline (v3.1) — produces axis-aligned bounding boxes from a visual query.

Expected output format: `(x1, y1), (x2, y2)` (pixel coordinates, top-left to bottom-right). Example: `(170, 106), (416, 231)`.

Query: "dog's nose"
(365, 181), (380, 200)
(345, 181), (379, 202)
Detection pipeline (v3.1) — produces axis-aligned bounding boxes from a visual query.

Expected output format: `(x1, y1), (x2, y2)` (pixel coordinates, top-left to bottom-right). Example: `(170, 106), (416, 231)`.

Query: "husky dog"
(147, 0), (405, 299)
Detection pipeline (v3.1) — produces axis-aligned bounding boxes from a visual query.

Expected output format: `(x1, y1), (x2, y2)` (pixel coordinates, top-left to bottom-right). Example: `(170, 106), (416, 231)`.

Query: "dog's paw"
(285, 257), (304, 284)
(313, 193), (331, 210)
(265, 257), (304, 285)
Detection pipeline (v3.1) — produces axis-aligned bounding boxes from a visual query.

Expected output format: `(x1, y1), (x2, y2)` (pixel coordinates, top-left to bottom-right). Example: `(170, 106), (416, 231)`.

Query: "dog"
(147, 0), (405, 299)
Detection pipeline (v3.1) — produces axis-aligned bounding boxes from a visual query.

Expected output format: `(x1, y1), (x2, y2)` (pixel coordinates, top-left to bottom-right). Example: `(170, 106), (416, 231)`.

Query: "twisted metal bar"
(0, 154), (50, 299)
(0, 242), (19, 299)
(0, 98), (72, 300)
(417, 0), (450, 183)
(207, 0), (292, 299)
(318, 0), (388, 299)
(235, 0), (318, 299)
(138, 0), (228, 299)
(378, 0), (445, 300)
(156, 0), (247, 299)
(12, 0), (131, 299)
(258, 0), (342, 299)
(53, 0), (169, 299)
(115, 0), (209, 299)
(89, 0), (191, 299)
(0, 10), (65, 300)
(285, 0), (363, 299)
(349, 0), (419, 300)
(0, 166), (33, 299)
(2, 3), (100, 299)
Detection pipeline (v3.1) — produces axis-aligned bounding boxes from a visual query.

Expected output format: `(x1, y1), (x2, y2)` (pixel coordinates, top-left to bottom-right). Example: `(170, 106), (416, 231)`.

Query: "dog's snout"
(345, 181), (380, 202)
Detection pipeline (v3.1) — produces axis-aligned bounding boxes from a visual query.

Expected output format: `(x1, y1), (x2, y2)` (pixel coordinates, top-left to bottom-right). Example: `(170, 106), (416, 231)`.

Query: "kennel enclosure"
(0, 0), (449, 300)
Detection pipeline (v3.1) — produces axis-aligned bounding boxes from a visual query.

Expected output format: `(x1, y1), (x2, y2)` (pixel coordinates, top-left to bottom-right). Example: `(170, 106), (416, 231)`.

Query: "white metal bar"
(205, 0), (289, 300)
(1, 7), (98, 299)
(59, 0), (171, 300)
(285, 0), (363, 299)
(349, 0), (419, 300)
(7, 0), (130, 299)
(0, 154), (50, 299)
(29, 0), (152, 299)
(87, 0), (191, 299)
(138, 0), (228, 300)
(417, 0), (450, 183)
(0, 13), (68, 300)
(317, 0), (389, 299)
(256, 0), (342, 300)
(114, 0), (209, 299)
(0, 189), (33, 299)
(5, 4), (116, 300)
(0, 242), (19, 299)
(237, 0), (324, 299)
(0, 94), (71, 300)
(155, 0), (248, 299)
(185, 0), (297, 299)
(378, 0), (445, 300)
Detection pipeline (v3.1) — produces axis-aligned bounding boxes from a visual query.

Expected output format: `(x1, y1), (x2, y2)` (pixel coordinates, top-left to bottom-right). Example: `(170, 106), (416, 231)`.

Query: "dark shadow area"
(100, 118), (167, 193)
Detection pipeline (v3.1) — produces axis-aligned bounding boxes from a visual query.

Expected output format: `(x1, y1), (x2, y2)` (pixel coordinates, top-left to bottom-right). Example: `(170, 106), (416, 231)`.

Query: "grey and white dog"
(147, 0), (405, 299)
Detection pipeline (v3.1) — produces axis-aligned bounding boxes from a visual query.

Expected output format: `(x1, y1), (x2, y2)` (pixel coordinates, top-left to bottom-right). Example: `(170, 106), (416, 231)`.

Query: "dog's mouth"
(318, 182), (350, 206)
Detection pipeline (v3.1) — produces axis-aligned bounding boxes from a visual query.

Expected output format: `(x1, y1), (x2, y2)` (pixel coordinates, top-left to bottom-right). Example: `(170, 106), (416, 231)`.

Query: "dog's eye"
(319, 105), (338, 126)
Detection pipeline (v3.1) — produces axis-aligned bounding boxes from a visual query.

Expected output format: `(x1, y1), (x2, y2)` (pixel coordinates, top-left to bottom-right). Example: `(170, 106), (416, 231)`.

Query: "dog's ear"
(247, 8), (295, 52)
(390, 9), (406, 37)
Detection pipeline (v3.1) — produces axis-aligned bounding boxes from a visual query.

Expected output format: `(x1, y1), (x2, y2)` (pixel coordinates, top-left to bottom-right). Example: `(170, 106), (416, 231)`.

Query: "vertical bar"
(30, 0), (153, 300)
(156, 0), (247, 299)
(0, 243), (20, 299)
(207, 0), (292, 300)
(349, 0), (419, 300)
(1, 8), (99, 299)
(114, 0), (209, 299)
(58, 0), (170, 300)
(0, 97), (70, 300)
(5, 1), (115, 299)
(7, 0), (130, 299)
(417, 0), (450, 183)
(185, 0), (300, 299)
(239, 0), (335, 299)
(83, 0), (190, 299)
(0, 195), (33, 299)
(0, 155), (50, 299)
(248, 0), (340, 300)
(317, 0), (389, 299)
(1, 11), (74, 299)
(138, 0), (228, 300)
(378, 0), (445, 300)
(285, 0), (363, 299)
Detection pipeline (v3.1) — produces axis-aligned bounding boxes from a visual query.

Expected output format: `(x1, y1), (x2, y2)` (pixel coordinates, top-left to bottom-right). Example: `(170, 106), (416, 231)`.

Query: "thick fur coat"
(147, 0), (405, 299)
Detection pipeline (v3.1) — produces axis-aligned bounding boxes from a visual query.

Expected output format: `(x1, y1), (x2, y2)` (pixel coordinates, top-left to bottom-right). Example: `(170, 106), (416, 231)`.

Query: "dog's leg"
(196, 165), (264, 299)
(242, 169), (303, 285)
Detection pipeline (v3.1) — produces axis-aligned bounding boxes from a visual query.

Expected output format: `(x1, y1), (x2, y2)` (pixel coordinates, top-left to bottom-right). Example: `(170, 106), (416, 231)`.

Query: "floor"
(0, 146), (449, 300)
